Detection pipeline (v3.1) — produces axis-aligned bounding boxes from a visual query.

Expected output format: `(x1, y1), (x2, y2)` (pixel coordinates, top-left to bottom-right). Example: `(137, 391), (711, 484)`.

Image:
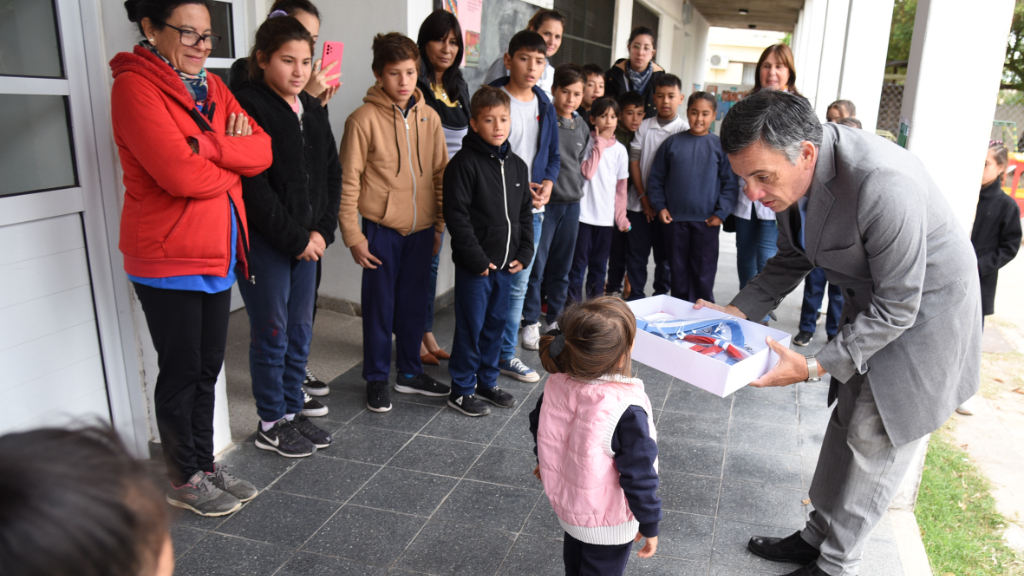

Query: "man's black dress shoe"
(781, 563), (828, 575)
(747, 531), (820, 564)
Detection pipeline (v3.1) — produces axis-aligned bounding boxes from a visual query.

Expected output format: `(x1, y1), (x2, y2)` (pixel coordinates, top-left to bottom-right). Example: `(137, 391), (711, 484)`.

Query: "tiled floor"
(169, 244), (906, 575)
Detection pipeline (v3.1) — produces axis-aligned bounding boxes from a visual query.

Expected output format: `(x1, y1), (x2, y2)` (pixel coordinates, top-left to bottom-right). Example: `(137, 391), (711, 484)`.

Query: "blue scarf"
(626, 61), (654, 94)
(141, 41), (208, 107)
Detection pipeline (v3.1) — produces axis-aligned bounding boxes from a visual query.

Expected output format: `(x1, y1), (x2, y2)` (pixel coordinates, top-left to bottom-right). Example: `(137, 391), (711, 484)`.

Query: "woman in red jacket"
(111, 0), (272, 517)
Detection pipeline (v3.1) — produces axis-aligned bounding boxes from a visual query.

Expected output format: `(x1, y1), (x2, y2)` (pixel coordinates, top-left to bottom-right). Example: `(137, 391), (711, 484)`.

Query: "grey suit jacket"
(731, 124), (982, 446)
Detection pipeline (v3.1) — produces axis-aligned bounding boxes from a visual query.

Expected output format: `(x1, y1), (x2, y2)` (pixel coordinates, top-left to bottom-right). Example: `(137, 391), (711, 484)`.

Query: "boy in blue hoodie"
(646, 92), (738, 303)
(488, 30), (561, 384)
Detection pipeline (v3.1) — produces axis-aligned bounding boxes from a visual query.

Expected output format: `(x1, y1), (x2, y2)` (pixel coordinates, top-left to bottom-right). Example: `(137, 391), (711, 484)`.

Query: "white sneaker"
(521, 322), (542, 351)
(544, 320), (559, 333)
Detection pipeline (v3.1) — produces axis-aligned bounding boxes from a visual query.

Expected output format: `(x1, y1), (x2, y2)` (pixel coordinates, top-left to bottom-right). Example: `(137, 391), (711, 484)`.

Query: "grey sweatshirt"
(550, 112), (591, 204)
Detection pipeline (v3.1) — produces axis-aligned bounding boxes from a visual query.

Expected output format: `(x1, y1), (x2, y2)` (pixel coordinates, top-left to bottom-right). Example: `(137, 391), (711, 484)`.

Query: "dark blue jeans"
(568, 222), (613, 302)
(449, 265), (513, 396)
(524, 202), (580, 325)
(624, 210), (671, 301)
(734, 213), (779, 289)
(799, 267), (844, 336)
(502, 213), (544, 362)
(605, 227), (628, 294)
(237, 229), (316, 422)
(425, 231), (444, 333)
(361, 222), (433, 382)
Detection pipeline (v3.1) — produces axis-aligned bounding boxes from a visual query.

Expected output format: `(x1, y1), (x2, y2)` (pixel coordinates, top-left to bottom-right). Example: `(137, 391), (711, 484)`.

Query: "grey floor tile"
(657, 411), (730, 445)
(170, 525), (207, 559)
(658, 471), (721, 517)
(635, 362), (675, 390)
(327, 363), (370, 394)
(465, 445), (541, 490)
(708, 562), (793, 576)
(798, 406), (834, 430)
(351, 467), (458, 516)
(732, 384), (797, 405)
(496, 534), (564, 576)
(710, 519), (804, 573)
(731, 395), (799, 426)
(276, 552), (390, 575)
(392, 390), (450, 408)
(350, 400), (443, 434)
(491, 404), (537, 451)
(396, 518), (515, 575)
(521, 495), (565, 540)
(217, 441), (301, 490)
(656, 436), (727, 477)
(303, 505), (427, 566)
(434, 479), (541, 532)
(625, 554), (708, 576)
(496, 372), (543, 395)
(271, 454), (380, 503)
(217, 490), (341, 547)
(641, 375), (674, 409)
(799, 427), (826, 458)
(326, 423), (414, 465)
(314, 391), (371, 431)
(796, 382), (830, 408)
(169, 504), (235, 532)
(419, 408), (511, 445)
(717, 480), (807, 530)
(723, 448), (803, 488)
(654, 511), (716, 562)
(173, 532), (294, 576)
(660, 384), (734, 418)
(388, 435), (486, 477)
(801, 457), (819, 490)
(727, 419), (800, 456)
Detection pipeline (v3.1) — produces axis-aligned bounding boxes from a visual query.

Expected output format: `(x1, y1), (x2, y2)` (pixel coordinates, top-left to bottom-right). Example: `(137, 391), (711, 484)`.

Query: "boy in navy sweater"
(647, 92), (738, 303)
(443, 87), (535, 417)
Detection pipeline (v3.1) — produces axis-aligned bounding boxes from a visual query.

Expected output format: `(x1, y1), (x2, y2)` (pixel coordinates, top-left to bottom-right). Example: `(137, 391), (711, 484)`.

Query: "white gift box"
(627, 295), (792, 397)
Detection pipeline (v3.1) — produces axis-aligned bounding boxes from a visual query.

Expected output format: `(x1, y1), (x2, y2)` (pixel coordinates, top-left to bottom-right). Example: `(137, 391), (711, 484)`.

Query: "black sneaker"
(290, 415), (332, 448)
(303, 366), (329, 396)
(366, 380), (392, 413)
(827, 333), (836, 343)
(395, 372), (451, 397)
(447, 393), (491, 417)
(255, 420), (316, 458)
(476, 386), (516, 408)
(301, 392), (328, 417)
(793, 330), (814, 347)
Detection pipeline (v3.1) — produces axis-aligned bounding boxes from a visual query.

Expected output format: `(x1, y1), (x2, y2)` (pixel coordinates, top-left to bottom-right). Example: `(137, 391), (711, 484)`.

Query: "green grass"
(915, 430), (1024, 575)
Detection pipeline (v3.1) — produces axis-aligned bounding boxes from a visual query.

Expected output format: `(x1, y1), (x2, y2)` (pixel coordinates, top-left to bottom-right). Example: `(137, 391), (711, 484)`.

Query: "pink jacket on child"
(537, 373), (658, 545)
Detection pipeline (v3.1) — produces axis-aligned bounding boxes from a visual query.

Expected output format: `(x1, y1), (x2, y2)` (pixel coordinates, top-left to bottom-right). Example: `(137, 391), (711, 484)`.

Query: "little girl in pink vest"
(528, 296), (662, 575)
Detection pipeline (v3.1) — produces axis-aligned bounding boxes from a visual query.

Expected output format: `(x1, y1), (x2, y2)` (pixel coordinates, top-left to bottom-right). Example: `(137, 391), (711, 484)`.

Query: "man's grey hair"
(720, 90), (823, 164)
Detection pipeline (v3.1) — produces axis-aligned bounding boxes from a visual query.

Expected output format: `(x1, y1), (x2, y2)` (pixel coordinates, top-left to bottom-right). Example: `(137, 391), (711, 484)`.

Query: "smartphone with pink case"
(321, 41), (344, 87)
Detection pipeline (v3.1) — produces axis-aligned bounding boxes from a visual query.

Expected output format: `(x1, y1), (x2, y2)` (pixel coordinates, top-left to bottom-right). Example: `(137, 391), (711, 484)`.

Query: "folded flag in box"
(637, 313), (753, 365)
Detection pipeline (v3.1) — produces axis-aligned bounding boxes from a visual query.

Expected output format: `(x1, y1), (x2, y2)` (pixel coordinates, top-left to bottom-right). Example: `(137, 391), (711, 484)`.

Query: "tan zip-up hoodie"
(338, 85), (448, 247)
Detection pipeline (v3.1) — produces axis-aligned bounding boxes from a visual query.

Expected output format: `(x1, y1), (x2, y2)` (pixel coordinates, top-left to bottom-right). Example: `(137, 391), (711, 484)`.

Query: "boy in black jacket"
(444, 86), (535, 417)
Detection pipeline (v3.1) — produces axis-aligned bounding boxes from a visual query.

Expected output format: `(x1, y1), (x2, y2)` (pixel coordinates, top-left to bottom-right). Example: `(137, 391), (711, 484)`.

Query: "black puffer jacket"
(443, 130), (535, 274)
(971, 178), (1022, 315)
(605, 58), (667, 119)
(234, 82), (342, 257)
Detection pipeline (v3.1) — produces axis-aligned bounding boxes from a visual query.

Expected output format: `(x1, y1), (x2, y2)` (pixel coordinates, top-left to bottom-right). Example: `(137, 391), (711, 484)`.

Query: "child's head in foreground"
(0, 425), (172, 576)
(539, 296), (636, 380)
(371, 32), (420, 108)
(652, 74), (683, 120)
(470, 86), (512, 146)
(617, 91), (646, 132)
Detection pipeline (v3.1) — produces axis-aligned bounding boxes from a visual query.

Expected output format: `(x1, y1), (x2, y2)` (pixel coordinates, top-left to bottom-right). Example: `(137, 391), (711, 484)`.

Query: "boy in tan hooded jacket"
(338, 33), (450, 412)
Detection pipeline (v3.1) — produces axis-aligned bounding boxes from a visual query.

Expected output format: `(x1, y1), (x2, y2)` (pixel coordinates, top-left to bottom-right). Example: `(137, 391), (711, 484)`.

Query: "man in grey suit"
(696, 91), (982, 576)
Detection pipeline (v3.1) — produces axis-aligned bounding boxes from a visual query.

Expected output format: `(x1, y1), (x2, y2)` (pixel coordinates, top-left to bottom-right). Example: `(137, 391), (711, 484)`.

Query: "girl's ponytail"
(538, 297), (636, 381)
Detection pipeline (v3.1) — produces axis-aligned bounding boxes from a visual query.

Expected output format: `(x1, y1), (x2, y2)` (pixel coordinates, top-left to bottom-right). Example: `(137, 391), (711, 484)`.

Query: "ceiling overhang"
(687, 0), (803, 32)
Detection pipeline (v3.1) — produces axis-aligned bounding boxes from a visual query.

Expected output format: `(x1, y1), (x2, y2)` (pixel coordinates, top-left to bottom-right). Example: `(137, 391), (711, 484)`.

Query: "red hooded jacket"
(110, 45), (272, 280)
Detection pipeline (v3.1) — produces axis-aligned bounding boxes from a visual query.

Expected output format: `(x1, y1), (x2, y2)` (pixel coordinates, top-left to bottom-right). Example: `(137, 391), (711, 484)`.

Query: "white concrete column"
(901, 0), (1015, 232)
(812, 0), (850, 119)
(836, 0), (892, 132)
(796, 0), (827, 103)
(612, 0), (635, 64)
(657, 16), (678, 74)
(792, 6), (807, 82)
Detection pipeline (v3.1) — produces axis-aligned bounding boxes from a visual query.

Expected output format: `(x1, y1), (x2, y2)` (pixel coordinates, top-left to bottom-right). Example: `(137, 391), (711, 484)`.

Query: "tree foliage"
(1004, 0), (1024, 90)
(886, 0), (916, 64)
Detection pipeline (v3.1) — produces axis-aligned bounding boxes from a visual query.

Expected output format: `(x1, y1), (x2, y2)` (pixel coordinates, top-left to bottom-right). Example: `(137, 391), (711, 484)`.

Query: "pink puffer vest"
(537, 372), (658, 545)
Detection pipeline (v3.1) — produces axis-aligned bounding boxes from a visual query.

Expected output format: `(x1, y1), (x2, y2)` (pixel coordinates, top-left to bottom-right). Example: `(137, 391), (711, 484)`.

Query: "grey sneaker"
(206, 464), (258, 502)
(167, 471), (241, 517)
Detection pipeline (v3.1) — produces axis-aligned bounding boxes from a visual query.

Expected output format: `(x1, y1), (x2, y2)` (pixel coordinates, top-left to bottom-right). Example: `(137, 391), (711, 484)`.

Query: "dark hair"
(249, 16), (315, 83)
(828, 99), (856, 117)
(989, 141), (1010, 168)
(372, 32), (420, 76)
(527, 9), (564, 32)
(628, 26), (656, 48)
(417, 9), (465, 102)
(617, 91), (645, 111)
(507, 30), (547, 58)
(654, 73), (682, 91)
(539, 297), (636, 380)
(268, 0), (320, 20)
(581, 64), (605, 81)
(838, 117), (862, 129)
(720, 90), (823, 163)
(552, 63), (585, 91)
(124, 0), (212, 36)
(589, 96), (620, 119)
(471, 86), (511, 119)
(688, 91), (717, 113)
(752, 44), (801, 96)
(0, 426), (169, 576)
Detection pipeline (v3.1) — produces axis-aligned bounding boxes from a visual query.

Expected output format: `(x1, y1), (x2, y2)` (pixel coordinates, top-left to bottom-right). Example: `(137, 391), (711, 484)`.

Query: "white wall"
(610, 0), (711, 94)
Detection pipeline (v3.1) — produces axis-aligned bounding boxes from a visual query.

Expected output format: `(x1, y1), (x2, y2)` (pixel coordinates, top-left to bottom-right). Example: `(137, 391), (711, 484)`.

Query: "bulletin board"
(444, 0), (483, 67)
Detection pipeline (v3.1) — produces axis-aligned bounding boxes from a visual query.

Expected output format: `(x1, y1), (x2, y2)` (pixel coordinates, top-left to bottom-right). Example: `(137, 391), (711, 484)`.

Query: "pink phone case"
(321, 41), (344, 87)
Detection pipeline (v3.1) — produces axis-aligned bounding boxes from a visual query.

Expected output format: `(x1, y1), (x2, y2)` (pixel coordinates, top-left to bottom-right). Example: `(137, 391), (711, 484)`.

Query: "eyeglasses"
(630, 43), (654, 53)
(164, 24), (222, 50)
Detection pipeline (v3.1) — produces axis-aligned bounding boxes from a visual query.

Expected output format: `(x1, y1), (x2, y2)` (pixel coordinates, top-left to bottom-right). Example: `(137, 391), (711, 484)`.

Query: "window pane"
(207, 68), (231, 85)
(209, 1), (235, 59)
(0, 0), (64, 78)
(0, 95), (77, 196)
